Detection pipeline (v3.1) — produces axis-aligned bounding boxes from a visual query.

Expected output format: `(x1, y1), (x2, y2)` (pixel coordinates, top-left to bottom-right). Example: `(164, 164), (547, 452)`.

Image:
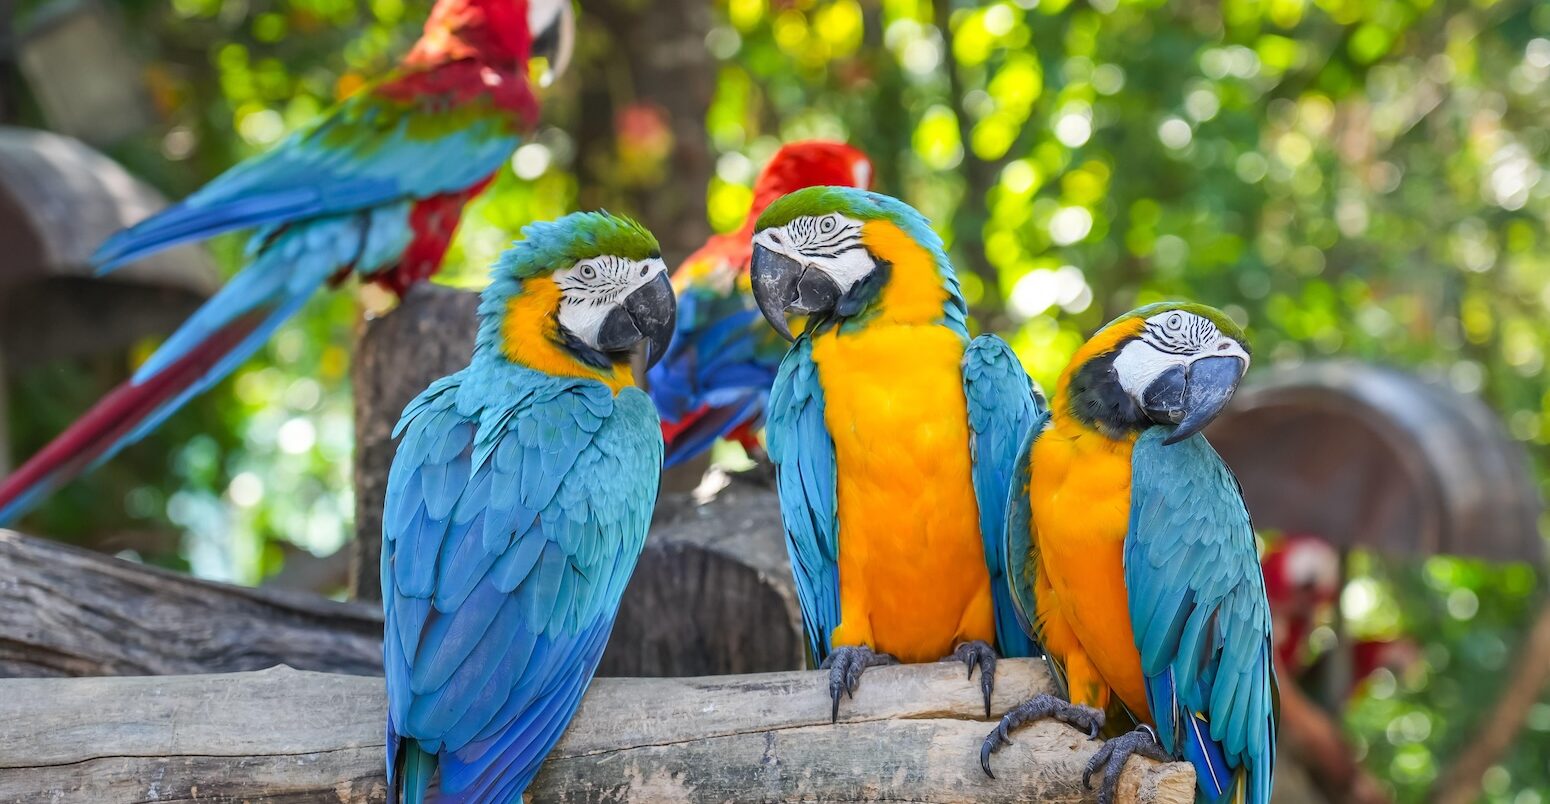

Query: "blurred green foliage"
(6, 0), (1550, 798)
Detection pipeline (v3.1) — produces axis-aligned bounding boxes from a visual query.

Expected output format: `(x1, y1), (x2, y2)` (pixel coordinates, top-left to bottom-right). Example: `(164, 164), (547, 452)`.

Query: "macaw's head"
(409, 0), (574, 84)
(1062, 302), (1251, 444)
(749, 187), (965, 340)
(750, 142), (874, 218)
(480, 212), (675, 391)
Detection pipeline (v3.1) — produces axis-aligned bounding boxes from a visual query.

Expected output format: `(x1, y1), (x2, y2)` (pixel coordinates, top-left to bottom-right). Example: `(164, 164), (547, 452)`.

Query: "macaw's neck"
(493, 276), (635, 393)
(1052, 317), (1149, 442)
(828, 220), (962, 333)
(404, 0), (531, 69)
(382, 1), (537, 119)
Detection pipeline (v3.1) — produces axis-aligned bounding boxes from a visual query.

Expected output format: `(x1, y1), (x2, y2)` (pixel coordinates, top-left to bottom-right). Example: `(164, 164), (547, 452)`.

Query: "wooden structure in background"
(0, 662), (1194, 804)
(1207, 360), (1542, 563)
(0, 126), (215, 371)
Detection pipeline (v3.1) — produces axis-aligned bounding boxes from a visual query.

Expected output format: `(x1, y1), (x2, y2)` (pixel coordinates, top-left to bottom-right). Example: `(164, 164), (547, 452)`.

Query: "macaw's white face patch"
(554, 255), (668, 348)
(1112, 309), (1251, 399)
(751, 213), (873, 294)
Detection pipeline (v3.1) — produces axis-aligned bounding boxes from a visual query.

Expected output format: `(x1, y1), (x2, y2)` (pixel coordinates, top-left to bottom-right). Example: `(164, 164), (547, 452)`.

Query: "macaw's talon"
(980, 694), (1105, 778)
(1083, 725), (1173, 804)
(819, 645), (896, 722)
(944, 640), (998, 717)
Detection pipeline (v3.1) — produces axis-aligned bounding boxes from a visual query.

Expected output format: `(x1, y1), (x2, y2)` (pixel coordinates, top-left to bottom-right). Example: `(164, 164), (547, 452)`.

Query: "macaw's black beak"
(1140, 355), (1247, 445)
(597, 272), (676, 369)
(750, 242), (840, 342)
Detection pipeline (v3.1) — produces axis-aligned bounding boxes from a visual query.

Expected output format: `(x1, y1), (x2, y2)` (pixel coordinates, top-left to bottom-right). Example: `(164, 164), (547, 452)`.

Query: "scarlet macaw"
(0, 0), (575, 523)
(981, 303), (1277, 804)
(382, 212), (674, 803)
(648, 141), (873, 468)
(749, 187), (1040, 719)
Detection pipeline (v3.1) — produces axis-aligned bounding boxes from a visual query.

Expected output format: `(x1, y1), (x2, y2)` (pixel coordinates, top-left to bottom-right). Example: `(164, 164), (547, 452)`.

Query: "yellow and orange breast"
(812, 324), (993, 662)
(1029, 417), (1152, 721)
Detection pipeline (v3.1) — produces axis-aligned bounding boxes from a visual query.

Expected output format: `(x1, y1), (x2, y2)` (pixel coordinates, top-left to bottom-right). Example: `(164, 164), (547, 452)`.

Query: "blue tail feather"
(93, 191), (323, 274)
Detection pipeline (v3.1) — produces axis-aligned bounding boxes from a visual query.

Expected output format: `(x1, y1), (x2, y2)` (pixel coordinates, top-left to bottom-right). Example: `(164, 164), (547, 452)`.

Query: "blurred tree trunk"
(573, 0), (716, 265)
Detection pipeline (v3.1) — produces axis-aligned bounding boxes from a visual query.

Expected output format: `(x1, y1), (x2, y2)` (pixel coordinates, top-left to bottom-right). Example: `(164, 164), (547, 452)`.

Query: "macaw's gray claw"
(945, 640), (998, 717)
(819, 645), (896, 723)
(1083, 725), (1173, 804)
(979, 694), (1105, 779)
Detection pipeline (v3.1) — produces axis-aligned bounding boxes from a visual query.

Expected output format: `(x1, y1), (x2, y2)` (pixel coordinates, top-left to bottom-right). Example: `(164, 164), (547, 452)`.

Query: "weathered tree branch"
(0, 661), (1194, 803)
(0, 529), (382, 678)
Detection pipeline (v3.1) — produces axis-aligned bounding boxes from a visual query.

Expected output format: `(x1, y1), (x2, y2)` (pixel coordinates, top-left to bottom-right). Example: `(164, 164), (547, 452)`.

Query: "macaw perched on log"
(648, 141), (873, 468)
(382, 212), (674, 803)
(981, 303), (1277, 804)
(749, 187), (1040, 720)
(0, 0), (575, 524)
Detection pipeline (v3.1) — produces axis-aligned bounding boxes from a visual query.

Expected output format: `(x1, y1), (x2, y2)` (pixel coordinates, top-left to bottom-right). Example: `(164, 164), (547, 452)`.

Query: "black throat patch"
(1066, 349), (1148, 438)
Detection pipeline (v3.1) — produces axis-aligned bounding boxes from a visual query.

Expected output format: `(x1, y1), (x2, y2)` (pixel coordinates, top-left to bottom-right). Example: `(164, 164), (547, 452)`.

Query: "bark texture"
(0, 529), (381, 678)
(0, 661), (1195, 804)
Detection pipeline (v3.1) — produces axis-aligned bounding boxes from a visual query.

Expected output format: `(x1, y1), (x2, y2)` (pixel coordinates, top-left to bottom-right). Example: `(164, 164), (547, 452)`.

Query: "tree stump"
(599, 474), (803, 677)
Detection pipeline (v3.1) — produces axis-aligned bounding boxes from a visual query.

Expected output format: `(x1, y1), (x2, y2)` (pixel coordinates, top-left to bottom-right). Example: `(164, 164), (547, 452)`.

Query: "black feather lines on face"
(1141, 311), (1216, 356)
(790, 215), (863, 260)
(560, 255), (634, 307)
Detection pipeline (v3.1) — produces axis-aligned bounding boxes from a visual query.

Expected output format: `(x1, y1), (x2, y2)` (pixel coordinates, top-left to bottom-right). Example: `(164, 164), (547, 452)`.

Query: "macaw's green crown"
(495, 211), (660, 279)
(1104, 301), (1249, 349)
(756, 186), (933, 239)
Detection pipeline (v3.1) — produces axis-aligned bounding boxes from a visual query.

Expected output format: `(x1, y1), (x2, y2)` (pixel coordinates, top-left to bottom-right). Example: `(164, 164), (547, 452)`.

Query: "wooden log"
(0, 529), (382, 678)
(0, 661), (1195, 804)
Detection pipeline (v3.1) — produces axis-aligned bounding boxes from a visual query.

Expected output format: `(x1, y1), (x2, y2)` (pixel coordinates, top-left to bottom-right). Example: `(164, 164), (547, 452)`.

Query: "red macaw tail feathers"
(0, 309), (267, 525)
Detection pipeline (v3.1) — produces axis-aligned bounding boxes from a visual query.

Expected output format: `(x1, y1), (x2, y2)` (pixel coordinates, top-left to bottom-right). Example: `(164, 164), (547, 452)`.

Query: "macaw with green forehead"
(382, 212), (674, 803)
(980, 303), (1277, 804)
(749, 186), (1040, 719)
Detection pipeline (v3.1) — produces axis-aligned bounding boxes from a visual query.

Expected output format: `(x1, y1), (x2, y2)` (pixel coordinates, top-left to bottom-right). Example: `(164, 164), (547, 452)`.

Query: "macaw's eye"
(579, 264), (595, 280)
(820, 216), (837, 233)
(639, 265), (649, 277)
(1167, 313), (1182, 329)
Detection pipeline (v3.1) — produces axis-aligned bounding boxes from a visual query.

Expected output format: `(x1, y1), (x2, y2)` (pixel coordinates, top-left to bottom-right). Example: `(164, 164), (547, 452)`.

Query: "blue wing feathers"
(961, 335), (1041, 659)
(766, 337), (841, 663)
(1126, 429), (1276, 804)
(383, 366), (660, 800)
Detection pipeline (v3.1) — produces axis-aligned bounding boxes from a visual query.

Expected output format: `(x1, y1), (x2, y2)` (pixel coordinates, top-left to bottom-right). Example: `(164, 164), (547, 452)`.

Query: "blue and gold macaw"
(981, 303), (1277, 804)
(381, 212), (674, 803)
(749, 187), (1039, 720)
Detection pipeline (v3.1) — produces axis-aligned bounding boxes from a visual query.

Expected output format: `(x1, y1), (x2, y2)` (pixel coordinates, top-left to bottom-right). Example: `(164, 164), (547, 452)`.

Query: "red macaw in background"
(647, 141), (873, 468)
(0, 0), (575, 523)
(1261, 532), (1419, 696)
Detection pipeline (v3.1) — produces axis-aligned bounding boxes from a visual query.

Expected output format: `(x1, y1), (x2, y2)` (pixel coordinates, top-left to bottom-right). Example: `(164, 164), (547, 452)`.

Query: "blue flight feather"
(961, 335), (1042, 659)
(765, 335), (842, 663)
(383, 337), (661, 803)
(1126, 428), (1278, 804)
